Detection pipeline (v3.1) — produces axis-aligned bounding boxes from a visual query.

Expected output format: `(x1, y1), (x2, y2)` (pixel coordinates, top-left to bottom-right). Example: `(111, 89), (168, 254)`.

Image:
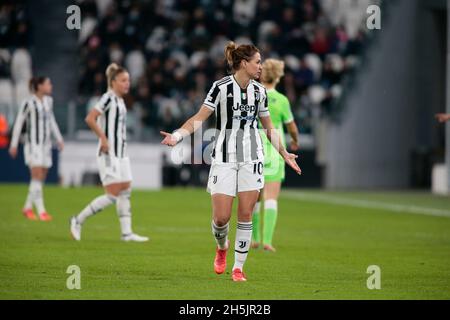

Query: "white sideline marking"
(281, 192), (450, 218)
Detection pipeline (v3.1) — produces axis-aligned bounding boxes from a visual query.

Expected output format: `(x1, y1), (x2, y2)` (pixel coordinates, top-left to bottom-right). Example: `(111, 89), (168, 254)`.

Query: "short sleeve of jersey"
(281, 96), (294, 124)
(258, 89), (270, 118)
(203, 81), (220, 111)
(44, 96), (53, 110)
(94, 93), (113, 114)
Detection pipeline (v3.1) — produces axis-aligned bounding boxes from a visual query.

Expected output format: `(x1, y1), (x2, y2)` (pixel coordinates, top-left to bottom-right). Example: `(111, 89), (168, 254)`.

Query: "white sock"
(23, 182), (34, 210)
(76, 194), (116, 224)
(30, 179), (46, 214)
(212, 220), (229, 250)
(233, 221), (252, 271)
(116, 189), (133, 236)
(264, 199), (278, 211)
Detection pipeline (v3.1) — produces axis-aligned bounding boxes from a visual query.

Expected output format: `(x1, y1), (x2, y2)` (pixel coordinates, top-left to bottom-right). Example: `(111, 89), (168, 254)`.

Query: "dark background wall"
(324, 0), (447, 189)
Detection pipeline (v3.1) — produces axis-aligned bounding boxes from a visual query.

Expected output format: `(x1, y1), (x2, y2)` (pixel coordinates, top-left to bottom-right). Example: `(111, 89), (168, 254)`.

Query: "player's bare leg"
(211, 193), (233, 274)
(251, 191), (263, 249)
(262, 182), (281, 252)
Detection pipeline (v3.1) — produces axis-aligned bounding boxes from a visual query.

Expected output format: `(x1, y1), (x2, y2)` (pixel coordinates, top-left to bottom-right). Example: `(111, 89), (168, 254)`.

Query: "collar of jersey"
(231, 74), (250, 90)
(107, 90), (121, 100)
(32, 94), (44, 105)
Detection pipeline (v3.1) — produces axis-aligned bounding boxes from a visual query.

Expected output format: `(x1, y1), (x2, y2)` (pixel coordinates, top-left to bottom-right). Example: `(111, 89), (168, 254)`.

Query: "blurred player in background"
(161, 42), (301, 281)
(70, 63), (148, 242)
(435, 113), (450, 122)
(252, 59), (300, 252)
(9, 77), (64, 221)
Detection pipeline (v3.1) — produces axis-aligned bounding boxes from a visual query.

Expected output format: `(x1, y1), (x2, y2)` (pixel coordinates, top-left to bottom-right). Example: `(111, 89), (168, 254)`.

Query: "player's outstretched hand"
(58, 140), (65, 151)
(9, 147), (17, 159)
(283, 152), (302, 175)
(435, 113), (450, 123)
(160, 131), (178, 146)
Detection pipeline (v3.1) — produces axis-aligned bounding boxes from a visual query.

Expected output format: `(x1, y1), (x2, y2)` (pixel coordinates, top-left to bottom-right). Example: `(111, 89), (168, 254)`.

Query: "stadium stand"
(76, 0), (375, 139)
(0, 0), (31, 127)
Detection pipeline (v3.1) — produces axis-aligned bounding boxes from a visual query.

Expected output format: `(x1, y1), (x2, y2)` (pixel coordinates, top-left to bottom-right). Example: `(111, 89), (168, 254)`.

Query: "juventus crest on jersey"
(10, 95), (63, 149)
(95, 91), (128, 158)
(203, 75), (270, 163)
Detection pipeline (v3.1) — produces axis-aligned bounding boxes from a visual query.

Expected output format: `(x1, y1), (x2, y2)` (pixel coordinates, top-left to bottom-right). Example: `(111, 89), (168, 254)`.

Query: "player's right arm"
(161, 81), (218, 146)
(281, 95), (299, 152)
(286, 121), (299, 151)
(160, 105), (213, 146)
(85, 101), (109, 154)
(435, 113), (450, 123)
(9, 101), (30, 158)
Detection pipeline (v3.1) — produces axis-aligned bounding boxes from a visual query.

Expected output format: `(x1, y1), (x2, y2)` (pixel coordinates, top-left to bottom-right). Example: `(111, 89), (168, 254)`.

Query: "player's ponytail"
(29, 76), (48, 93)
(224, 41), (259, 72)
(106, 63), (126, 89)
(261, 59), (285, 85)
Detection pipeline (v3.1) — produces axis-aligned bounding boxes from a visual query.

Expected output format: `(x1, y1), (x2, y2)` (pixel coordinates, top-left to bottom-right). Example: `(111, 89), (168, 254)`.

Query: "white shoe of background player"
(121, 233), (149, 242)
(70, 216), (82, 241)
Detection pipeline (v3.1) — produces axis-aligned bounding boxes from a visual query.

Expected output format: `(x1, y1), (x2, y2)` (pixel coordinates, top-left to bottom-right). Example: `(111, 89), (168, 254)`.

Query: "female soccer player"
(251, 59), (300, 252)
(70, 63), (148, 242)
(9, 76), (64, 221)
(160, 42), (301, 281)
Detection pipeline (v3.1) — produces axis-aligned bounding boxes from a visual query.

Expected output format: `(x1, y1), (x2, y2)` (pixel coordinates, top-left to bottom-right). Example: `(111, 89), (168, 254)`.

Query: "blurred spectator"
(0, 113), (9, 148)
(76, 0), (372, 136)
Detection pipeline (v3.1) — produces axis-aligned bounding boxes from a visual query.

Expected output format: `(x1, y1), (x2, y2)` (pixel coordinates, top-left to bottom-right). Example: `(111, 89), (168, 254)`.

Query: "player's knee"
(239, 209), (253, 221)
(118, 188), (131, 198)
(213, 217), (229, 227)
(106, 193), (117, 203)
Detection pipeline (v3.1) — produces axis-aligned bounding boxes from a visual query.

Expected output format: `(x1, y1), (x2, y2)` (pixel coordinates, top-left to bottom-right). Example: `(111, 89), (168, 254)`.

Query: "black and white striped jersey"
(10, 95), (63, 149)
(95, 91), (128, 158)
(203, 75), (270, 163)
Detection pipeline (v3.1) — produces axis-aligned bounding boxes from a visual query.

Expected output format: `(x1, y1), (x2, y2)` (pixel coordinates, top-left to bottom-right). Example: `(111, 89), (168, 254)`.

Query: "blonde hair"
(261, 59), (285, 84)
(106, 63), (127, 89)
(224, 41), (259, 72)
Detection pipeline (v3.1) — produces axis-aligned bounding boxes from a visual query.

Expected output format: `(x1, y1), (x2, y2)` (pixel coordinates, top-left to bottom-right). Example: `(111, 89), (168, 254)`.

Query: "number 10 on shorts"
(253, 162), (263, 175)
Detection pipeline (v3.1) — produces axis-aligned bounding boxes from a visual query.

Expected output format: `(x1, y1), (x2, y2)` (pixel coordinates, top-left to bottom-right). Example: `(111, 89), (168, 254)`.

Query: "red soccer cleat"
(39, 212), (53, 221)
(232, 268), (247, 282)
(22, 208), (37, 220)
(214, 240), (229, 274)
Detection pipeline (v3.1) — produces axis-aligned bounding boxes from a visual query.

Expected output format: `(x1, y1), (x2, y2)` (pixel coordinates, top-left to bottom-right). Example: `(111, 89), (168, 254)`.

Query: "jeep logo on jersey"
(233, 103), (256, 112)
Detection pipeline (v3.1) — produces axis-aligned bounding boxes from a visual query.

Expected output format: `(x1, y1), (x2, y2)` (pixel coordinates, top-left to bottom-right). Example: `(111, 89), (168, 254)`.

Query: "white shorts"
(97, 155), (132, 186)
(24, 143), (52, 168)
(207, 160), (264, 197)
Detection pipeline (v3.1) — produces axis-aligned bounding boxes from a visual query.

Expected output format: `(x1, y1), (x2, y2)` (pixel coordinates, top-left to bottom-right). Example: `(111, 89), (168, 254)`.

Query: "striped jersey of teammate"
(95, 91), (128, 158)
(204, 75), (270, 163)
(10, 95), (63, 149)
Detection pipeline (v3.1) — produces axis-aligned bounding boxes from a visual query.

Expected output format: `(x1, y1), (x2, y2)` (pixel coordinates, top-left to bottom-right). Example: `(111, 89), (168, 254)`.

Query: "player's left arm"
(285, 121), (299, 151)
(282, 97), (299, 151)
(160, 105), (214, 146)
(48, 98), (64, 151)
(260, 115), (301, 175)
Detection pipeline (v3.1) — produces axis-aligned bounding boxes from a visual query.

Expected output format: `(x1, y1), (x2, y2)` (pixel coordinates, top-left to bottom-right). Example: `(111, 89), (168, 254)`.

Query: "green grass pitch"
(1, 184), (450, 299)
